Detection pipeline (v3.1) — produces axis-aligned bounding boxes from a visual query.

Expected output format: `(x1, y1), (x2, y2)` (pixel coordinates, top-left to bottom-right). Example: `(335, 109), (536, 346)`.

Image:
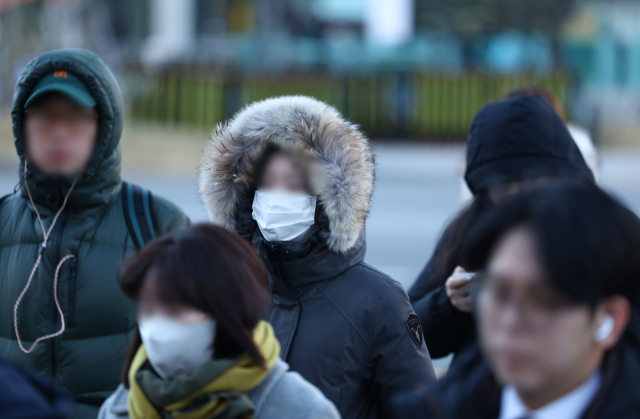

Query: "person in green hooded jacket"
(0, 48), (190, 418)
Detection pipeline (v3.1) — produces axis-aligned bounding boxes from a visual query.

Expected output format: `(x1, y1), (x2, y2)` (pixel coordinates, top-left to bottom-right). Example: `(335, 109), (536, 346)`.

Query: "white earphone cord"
(13, 162), (79, 354)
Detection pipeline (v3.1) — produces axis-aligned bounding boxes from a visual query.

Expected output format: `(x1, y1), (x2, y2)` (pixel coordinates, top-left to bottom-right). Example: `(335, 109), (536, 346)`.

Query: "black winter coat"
(199, 96), (436, 418)
(409, 94), (595, 363)
(253, 228), (435, 418)
(408, 251), (474, 361)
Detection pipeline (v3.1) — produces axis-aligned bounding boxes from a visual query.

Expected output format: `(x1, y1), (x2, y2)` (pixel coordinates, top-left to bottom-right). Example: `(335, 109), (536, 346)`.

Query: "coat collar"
(107, 359), (292, 418)
(254, 227), (366, 290)
(19, 147), (122, 212)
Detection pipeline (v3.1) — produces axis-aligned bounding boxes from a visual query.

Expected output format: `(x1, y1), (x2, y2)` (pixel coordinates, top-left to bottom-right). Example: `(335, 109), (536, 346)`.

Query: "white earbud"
(595, 314), (615, 342)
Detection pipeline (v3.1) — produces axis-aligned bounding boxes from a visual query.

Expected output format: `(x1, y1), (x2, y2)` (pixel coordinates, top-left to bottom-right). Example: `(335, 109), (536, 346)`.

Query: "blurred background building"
(1, 0), (639, 142)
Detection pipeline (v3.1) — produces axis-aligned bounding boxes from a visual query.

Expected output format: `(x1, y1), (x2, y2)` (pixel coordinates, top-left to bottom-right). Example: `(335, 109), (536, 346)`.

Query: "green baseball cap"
(24, 70), (97, 109)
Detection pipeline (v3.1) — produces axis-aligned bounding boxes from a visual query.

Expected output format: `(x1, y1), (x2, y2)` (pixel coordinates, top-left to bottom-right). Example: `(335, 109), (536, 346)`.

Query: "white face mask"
(252, 190), (317, 242)
(138, 315), (216, 380)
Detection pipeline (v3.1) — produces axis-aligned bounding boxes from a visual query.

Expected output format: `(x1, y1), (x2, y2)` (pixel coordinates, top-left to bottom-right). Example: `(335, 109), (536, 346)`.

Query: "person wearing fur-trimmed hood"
(199, 95), (436, 418)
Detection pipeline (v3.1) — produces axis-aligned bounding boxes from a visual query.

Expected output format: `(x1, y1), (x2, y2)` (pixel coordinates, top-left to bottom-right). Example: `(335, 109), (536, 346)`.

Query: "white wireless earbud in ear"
(595, 314), (615, 342)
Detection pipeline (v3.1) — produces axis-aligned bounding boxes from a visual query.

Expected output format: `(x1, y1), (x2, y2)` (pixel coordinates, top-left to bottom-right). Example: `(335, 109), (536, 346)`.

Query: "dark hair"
(463, 180), (640, 306)
(118, 223), (270, 386)
(424, 191), (493, 293)
(252, 144), (282, 189)
(251, 143), (313, 193)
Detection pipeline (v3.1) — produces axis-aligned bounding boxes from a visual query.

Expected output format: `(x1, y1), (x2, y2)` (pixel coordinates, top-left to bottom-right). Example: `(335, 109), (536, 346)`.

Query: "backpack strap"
(0, 193), (16, 238)
(121, 182), (157, 250)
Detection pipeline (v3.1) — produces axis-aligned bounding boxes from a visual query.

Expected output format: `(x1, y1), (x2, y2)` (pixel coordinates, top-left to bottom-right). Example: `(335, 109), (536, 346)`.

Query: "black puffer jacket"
(199, 96), (436, 418)
(0, 49), (189, 418)
(409, 95), (594, 363)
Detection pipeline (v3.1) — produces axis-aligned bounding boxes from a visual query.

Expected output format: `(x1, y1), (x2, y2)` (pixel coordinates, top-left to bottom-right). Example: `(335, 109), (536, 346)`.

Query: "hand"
(445, 267), (473, 313)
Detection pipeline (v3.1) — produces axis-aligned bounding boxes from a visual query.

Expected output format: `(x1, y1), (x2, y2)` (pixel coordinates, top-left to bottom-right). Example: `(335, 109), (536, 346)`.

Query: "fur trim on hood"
(199, 95), (375, 253)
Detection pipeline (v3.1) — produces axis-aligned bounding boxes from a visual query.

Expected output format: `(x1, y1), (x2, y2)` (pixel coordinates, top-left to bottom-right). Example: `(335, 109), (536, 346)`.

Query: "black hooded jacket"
(199, 96), (436, 418)
(409, 95), (594, 362)
(0, 49), (190, 418)
(464, 95), (594, 194)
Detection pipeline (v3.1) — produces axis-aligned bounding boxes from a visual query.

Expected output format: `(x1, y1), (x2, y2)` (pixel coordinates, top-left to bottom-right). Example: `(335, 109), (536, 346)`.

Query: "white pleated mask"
(252, 190), (317, 242)
(139, 315), (216, 380)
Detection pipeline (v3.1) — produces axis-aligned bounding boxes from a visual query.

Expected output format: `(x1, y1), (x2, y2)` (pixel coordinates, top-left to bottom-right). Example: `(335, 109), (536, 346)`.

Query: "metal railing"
(125, 68), (569, 139)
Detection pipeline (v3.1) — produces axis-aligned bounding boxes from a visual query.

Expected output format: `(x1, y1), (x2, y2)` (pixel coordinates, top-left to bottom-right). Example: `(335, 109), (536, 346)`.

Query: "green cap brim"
(24, 84), (97, 109)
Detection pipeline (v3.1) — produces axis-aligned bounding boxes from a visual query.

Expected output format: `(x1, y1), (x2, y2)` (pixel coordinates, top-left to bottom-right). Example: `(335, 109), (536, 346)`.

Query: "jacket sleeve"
(408, 240), (474, 359)
(152, 195), (191, 236)
(408, 254), (437, 301)
(369, 280), (436, 417)
(97, 384), (129, 419)
(97, 396), (113, 419)
(308, 402), (341, 419)
(412, 285), (473, 359)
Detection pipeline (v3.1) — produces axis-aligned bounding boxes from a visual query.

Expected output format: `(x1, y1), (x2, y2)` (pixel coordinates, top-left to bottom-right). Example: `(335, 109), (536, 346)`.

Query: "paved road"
(0, 144), (466, 290)
(3, 144), (640, 369)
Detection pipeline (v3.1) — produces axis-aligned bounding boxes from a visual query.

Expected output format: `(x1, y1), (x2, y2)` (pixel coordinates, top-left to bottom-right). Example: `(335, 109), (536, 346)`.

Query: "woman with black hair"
(98, 224), (340, 419)
(199, 96), (435, 419)
(408, 94), (595, 364)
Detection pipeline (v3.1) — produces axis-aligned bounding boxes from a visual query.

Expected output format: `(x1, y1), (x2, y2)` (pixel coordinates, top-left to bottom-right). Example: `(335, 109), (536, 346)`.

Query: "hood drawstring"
(14, 162), (79, 354)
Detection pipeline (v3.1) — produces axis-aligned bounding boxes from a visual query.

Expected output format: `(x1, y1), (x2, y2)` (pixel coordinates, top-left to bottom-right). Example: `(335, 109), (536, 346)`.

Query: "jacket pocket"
(67, 257), (78, 328)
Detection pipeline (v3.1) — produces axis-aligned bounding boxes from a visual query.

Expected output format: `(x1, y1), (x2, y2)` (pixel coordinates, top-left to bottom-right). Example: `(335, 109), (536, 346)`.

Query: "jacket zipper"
(50, 211), (69, 382)
(67, 257), (78, 328)
(266, 242), (284, 278)
(264, 241), (301, 360)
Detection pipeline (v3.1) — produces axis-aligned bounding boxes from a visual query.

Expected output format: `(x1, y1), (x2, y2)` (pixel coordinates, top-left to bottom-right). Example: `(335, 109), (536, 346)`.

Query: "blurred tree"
(415, 0), (577, 70)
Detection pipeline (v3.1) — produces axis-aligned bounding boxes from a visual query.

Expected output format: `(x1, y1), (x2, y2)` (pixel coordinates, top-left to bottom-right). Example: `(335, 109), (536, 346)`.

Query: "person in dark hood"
(506, 86), (599, 181)
(459, 87), (600, 204)
(392, 180), (640, 419)
(408, 95), (594, 367)
(199, 95), (436, 418)
(0, 48), (189, 418)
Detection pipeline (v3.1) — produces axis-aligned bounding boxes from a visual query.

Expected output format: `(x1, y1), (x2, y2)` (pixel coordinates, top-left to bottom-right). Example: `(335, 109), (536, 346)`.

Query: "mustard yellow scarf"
(128, 321), (280, 419)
